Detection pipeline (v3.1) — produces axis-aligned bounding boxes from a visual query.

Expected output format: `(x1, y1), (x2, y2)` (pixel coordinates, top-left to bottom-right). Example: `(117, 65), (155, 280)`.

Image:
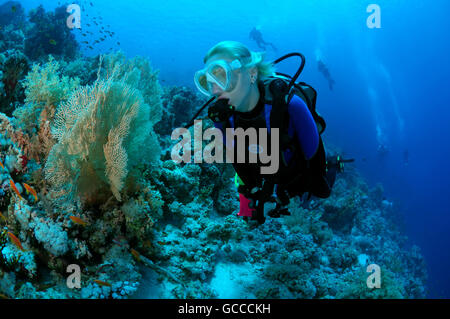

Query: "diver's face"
(206, 55), (253, 112)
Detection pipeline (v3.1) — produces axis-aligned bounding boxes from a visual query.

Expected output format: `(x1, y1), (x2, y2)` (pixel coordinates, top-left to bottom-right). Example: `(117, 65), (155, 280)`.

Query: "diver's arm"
(288, 95), (319, 160)
(216, 122), (255, 218)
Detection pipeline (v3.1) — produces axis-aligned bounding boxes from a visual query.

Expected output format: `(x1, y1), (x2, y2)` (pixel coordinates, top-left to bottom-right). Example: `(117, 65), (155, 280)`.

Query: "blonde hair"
(203, 40), (276, 81)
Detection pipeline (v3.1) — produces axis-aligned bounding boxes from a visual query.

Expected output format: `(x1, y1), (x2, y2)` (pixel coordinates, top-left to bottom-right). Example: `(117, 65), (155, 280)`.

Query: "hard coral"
(24, 5), (79, 62)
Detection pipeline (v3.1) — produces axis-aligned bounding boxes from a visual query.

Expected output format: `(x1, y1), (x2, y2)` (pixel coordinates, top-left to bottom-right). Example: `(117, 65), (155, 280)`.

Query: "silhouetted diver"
(249, 27), (277, 51)
(317, 60), (335, 90)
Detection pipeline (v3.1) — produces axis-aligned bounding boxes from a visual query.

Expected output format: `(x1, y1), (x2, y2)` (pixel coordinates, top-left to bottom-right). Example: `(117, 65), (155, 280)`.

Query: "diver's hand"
(208, 98), (235, 123)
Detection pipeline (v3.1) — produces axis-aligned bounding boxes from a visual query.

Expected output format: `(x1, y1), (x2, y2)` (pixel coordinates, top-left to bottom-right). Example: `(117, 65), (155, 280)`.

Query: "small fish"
(0, 211), (7, 222)
(22, 183), (38, 202)
(90, 2), (94, 7)
(0, 293), (9, 299)
(97, 266), (113, 274)
(9, 179), (22, 200)
(69, 216), (87, 226)
(0, 160), (4, 170)
(82, 41), (89, 44)
(93, 280), (111, 287)
(11, 5), (16, 13)
(82, 33), (87, 36)
(157, 241), (167, 246)
(88, 46), (94, 49)
(130, 248), (141, 262)
(49, 39), (57, 45)
(117, 42), (120, 46)
(8, 232), (24, 251)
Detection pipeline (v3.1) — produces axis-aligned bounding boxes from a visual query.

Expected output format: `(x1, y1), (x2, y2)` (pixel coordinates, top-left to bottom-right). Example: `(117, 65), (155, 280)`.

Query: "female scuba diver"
(189, 41), (352, 225)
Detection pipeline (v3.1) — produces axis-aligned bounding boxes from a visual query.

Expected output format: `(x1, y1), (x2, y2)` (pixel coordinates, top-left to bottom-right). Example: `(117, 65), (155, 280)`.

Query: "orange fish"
(69, 216), (87, 226)
(93, 280), (111, 287)
(7, 232), (24, 251)
(0, 161), (4, 170)
(97, 264), (113, 273)
(9, 179), (22, 200)
(157, 241), (167, 246)
(23, 183), (38, 202)
(0, 211), (6, 222)
(130, 248), (141, 262)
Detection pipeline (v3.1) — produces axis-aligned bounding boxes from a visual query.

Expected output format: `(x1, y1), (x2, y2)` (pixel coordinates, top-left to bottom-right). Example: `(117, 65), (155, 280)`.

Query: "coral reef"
(133, 166), (426, 299)
(154, 86), (207, 150)
(0, 2), (25, 28)
(0, 5), (427, 299)
(0, 49), (29, 116)
(0, 50), (167, 299)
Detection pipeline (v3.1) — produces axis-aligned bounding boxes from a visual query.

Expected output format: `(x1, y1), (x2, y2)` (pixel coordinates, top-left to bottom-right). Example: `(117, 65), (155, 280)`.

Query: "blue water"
(18, 0), (450, 298)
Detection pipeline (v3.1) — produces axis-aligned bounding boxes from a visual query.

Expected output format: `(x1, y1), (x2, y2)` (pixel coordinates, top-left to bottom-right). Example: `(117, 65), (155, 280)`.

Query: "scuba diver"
(377, 143), (389, 158)
(189, 41), (353, 225)
(403, 149), (409, 166)
(317, 60), (335, 91)
(249, 27), (277, 52)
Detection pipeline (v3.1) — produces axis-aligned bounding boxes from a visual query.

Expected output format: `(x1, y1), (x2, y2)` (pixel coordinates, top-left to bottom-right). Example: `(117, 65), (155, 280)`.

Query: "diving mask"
(194, 59), (243, 96)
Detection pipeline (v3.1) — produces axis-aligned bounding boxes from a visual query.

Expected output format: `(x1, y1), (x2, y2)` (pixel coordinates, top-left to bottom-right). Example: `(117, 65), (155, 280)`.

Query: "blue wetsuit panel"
(287, 94), (319, 160)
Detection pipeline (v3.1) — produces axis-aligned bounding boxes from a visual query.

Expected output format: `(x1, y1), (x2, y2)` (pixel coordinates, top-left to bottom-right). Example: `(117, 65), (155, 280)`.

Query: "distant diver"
(377, 144), (389, 158)
(317, 60), (335, 91)
(249, 27), (277, 51)
(403, 149), (409, 166)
